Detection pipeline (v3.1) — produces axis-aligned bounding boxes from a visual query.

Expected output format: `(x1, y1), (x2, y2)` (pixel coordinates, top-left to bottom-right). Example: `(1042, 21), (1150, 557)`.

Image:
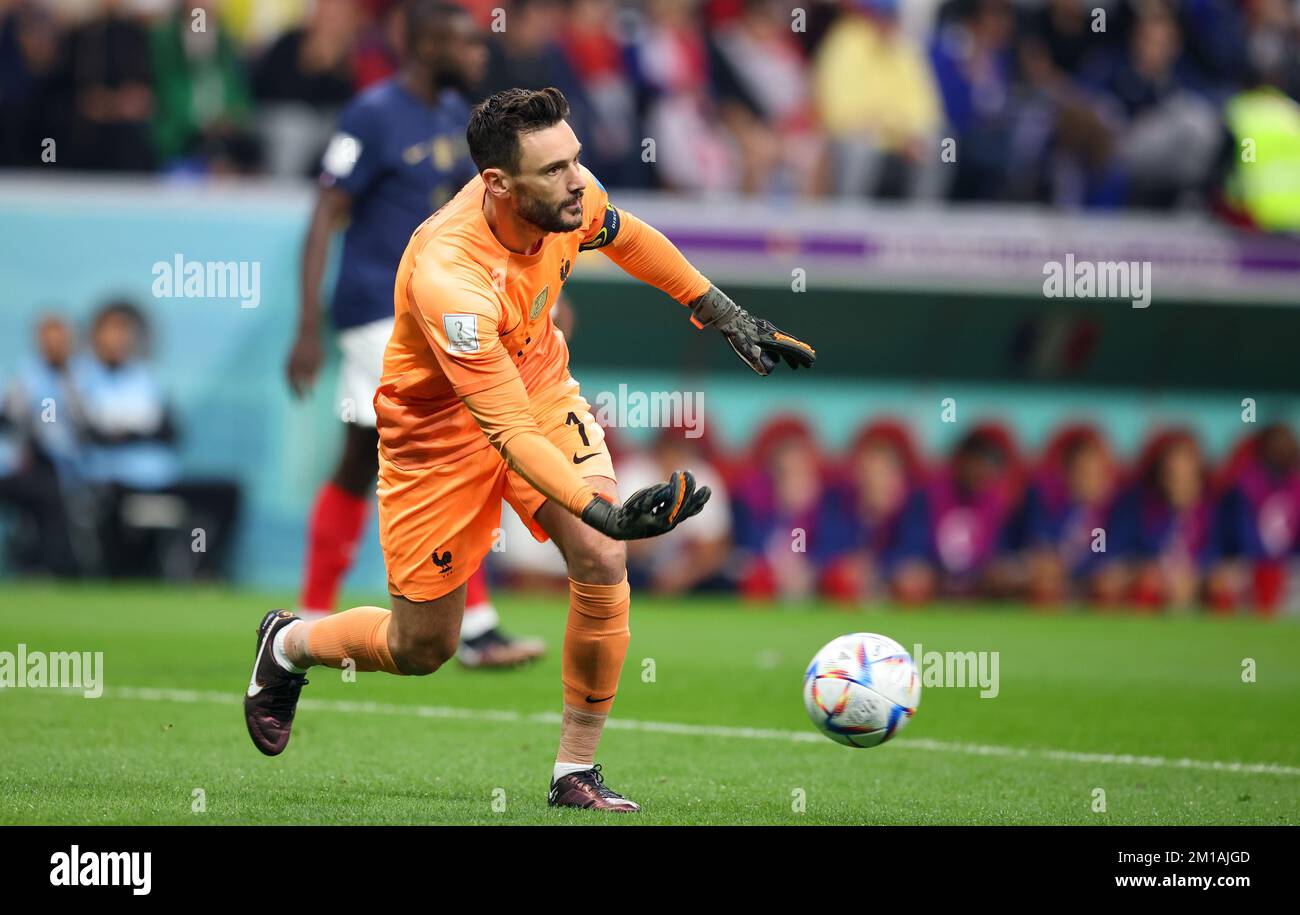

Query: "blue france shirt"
(321, 80), (476, 330)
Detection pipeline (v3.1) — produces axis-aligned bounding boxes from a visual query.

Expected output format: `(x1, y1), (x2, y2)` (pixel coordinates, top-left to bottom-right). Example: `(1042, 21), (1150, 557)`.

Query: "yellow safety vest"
(1225, 86), (1300, 233)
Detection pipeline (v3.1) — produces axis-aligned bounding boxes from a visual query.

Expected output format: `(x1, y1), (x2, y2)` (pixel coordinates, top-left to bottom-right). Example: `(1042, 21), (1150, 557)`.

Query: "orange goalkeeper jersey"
(377, 165), (711, 473)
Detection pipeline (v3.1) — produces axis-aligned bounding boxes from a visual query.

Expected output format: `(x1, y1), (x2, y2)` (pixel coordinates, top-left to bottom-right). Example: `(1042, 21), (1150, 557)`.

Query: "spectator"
(930, 0), (1018, 201)
(73, 302), (180, 493)
(1244, 0), (1300, 101)
(1108, 429), (1217, 609)
(927, 424), (1025, 597)
(1021, 0), (1105, 78)
(252, 0), (358, 110)
(1089, 0), (1222, 208)
(480, 0), (575, 95)
(52, 0), (157, 171)
(558, 0), (642, 186)
(818, 420), (935, 604)
(1015, 0), (1127, 207)
(353, 0), (403, 91)
(618, 425), (733, 594)
(6, 314), (85, 480)
(731, 416), (828, 600)
(0, 0), (63, 168)
(1021, 424), (1124, 604)
(253, 0), (360, 176)
(709, 0), (825, 196)
(1213, 423), (1300, 612)
(150, 0), (259, 174)
(72, 301), (241, 580)
(479, 0), (608, 167)
(0, 316), (85, 577)
(628, 0), (737, 192)
(1221, 65), (1300, 232)
(813, 0), (944, 199)
(1179, 0), (1251, 91)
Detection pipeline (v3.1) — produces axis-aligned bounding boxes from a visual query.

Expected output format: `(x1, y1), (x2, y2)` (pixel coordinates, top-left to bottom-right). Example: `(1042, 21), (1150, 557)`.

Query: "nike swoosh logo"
(573, 452), (599, 464)
(585, 694), (614, 703)
(246, 623), (277, 698)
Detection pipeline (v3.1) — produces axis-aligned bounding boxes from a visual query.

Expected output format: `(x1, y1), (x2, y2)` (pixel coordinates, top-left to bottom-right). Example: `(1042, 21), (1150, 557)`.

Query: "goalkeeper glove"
(581, 470), (710, 540)
(688, 285), (816, 376)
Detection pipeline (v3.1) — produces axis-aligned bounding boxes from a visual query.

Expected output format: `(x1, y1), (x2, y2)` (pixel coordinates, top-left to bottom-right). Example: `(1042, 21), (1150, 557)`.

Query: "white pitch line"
(97, 686), (1300, 778)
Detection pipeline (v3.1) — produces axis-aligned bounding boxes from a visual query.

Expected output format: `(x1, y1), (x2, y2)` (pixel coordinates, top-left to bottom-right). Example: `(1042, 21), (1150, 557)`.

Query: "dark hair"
(403, 0), (468, 55)
(954, 429), (1007, 466)
(91, 299), (150, 352)
(466, 87), (570, 174)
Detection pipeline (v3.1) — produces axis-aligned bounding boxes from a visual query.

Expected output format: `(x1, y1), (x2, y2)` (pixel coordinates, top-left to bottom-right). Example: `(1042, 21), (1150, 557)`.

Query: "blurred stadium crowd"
(2, 0), (1299, 224)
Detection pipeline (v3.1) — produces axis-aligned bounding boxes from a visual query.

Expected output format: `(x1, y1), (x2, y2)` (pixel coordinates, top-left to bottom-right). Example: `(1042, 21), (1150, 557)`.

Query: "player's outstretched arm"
(593, 208), (816, 376)
(686, 284), (816, 376)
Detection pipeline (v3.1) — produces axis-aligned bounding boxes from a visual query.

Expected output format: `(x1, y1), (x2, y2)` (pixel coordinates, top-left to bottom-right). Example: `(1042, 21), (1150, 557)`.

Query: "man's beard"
(433, 63), (471, 96)
(516, 188), (583, 234)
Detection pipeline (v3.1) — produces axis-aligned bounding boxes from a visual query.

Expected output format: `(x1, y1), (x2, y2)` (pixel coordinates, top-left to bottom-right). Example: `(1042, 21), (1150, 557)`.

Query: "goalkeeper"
(244, 86), (815, 813)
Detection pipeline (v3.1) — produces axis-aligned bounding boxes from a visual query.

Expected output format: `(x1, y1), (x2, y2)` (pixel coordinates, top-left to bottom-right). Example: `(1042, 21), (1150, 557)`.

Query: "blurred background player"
(817, 420), (934, 604)
(73, 301), (243, 581)
(1021, 424), (1124, 606)
(1109, 428), (1219, 610)
(1212, 424), (1300, 613)
(927, 425), (1026, 599)
(0, 315), (84, 578)
(284, 0), (541, 667)
(731, 416), (828, 601)
(617, 424), (733, 594)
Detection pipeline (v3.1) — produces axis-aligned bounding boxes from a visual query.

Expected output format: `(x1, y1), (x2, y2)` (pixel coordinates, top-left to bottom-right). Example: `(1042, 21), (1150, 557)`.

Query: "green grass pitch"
(1, 582), (1298, 825)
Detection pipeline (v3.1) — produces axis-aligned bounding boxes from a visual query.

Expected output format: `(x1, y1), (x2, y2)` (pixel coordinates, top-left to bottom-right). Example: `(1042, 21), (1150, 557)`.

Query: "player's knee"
(566, 537), (627, 585)
(391, 629), (459, 676)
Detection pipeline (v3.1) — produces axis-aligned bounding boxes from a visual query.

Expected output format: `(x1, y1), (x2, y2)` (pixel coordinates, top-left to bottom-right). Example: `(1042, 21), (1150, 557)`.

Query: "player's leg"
(501, 385), (639, 810)
(530, 475), (638, 811)
(299, 424), (378, 616)
(242, 585), (465, 756)
(458, 565), (546, 668)
(246, 444), (504, 757)
(285, 587), (464, 674)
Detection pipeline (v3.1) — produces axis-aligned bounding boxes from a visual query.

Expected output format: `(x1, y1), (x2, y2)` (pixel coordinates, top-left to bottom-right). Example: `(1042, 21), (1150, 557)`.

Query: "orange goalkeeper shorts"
(377, 380), (615, 602)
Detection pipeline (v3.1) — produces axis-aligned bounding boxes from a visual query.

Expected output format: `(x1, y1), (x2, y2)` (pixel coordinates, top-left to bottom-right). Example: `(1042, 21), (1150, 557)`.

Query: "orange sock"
(562, 575), (631, 711)
(305, 606), (404, 675)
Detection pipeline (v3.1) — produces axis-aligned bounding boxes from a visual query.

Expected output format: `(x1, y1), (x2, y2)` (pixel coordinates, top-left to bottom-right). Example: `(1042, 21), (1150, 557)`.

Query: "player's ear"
(481, 168), (511, 199)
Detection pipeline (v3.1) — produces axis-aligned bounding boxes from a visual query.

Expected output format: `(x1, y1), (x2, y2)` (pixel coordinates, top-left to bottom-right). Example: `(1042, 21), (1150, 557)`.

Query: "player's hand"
(688, 285), (816, 376)
(286, 330), (324, 398)
(580, 470), (711, 540)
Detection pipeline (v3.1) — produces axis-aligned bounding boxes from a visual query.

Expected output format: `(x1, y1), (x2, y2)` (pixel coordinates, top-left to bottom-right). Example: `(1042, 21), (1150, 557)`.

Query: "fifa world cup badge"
(529, 286), (549, 322)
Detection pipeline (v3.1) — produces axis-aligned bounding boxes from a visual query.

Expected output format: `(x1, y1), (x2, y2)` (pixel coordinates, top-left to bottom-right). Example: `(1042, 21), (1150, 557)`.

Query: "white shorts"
(336, 317), (393, 427)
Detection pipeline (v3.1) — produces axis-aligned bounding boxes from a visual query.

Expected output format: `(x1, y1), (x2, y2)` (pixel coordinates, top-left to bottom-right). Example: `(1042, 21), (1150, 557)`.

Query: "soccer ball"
(803, 633), (920, 748)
